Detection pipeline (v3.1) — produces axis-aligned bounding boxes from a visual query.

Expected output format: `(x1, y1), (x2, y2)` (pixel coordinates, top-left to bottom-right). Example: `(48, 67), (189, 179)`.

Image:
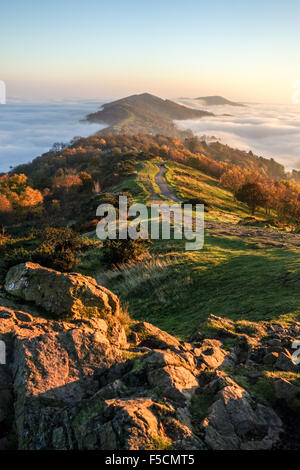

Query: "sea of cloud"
(1, 97), (300, 174)
(0, 99), (106, 172)
(176, 99), (300, 171)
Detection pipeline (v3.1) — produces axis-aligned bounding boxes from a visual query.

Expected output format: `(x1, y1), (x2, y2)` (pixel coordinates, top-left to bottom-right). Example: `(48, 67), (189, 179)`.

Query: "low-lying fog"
(0, 100), (106, 173)
(1, 97), (299, 174)
(176, 99), (300, 171)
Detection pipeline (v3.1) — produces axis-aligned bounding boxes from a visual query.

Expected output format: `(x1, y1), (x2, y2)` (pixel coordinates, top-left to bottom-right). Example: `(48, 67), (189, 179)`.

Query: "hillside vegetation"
(86, 93), (213, 137)
(1, 130), (300, 340)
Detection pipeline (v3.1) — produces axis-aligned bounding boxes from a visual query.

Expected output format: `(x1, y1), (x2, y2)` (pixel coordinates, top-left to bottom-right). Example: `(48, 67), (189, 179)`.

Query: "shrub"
(4, 227), (92, 273)
(102, 237), (152, 265)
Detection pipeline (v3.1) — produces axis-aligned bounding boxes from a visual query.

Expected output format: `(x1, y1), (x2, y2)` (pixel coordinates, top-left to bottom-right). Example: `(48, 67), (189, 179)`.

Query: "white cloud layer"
(1, 98), (299, 174)
(0, 100), (105, 173)
(176, 100), (300, 171)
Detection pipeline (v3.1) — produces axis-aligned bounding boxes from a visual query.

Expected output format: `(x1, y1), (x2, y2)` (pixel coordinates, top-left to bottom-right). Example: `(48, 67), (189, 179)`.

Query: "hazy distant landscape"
(0, 100), (103, 172)
(177, 99), (300, 169)
(1, 96), (300, 173)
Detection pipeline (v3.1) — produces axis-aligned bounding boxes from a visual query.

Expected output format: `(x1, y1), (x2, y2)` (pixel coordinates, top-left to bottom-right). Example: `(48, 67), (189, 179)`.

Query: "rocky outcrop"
(200, 373), (282, 450)
(0, 271), (299, 450)
(130, 321), (181, 350)
(5, 262), (120, 320)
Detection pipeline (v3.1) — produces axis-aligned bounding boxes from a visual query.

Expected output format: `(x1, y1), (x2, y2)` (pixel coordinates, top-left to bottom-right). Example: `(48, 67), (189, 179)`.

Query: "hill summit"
(86, 92), (214, 137)
(195, 95), (246, 107)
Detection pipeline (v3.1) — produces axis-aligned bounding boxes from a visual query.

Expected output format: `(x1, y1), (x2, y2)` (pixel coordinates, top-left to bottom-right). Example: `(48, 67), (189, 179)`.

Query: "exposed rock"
(5, 262), (120, 320)
(132, 321), (181, 350)
(273, 378), (299, 401)
(0, 266), (299, 450)
(194, 339), (230, 370)
(14, 311), (33, 323)
(201, 381), (282, 450)
(275, 352), (298, 372)
(263, 352), (279, 366)
(145, 350), (198, 405)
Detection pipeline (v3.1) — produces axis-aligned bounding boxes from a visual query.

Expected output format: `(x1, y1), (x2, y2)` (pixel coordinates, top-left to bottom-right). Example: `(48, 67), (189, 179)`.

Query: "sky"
(1, 0), (300, 103)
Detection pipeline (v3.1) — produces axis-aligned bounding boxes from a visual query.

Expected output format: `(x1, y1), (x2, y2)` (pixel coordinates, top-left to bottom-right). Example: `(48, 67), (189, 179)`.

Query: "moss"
(71, 300), (102, 320)
(131, 355), (147, 375)
(72, 398), (105, 430)
(232, 369), (276, 405)
(190, 391), (215, 426)
(151, 434), (173, 450)
(121, 350), (145, 361)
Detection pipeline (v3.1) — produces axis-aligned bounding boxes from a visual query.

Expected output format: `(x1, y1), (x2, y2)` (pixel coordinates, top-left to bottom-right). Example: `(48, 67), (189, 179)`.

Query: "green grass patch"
(165, 161), (272, 223)
(96, 234), (300, 338)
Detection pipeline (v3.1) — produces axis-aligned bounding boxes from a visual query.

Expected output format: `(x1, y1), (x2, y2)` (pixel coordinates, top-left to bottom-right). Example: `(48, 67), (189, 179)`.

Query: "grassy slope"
(98, 235), (300, 338)
(77, 158), (300, 339)
(165, 161), (271, 223)
(110, 159), (162, 204)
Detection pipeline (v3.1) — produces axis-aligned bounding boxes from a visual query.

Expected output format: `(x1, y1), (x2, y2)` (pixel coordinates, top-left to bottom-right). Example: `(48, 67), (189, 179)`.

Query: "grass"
(111, 159), (162, 204)
(165, 161), (272, 223)
(191, 390), (215, 426)
(75, 157), (300, 340)
(93, 234), (300, 338)
(151, 435), (173, 450)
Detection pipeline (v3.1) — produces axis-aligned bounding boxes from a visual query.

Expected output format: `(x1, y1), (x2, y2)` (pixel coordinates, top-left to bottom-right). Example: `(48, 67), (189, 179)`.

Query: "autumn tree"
(17, 187), (43, 207)
(0, 173), (28, 196)
(0, 194), (12, 213)
(235, 182), (267, 215)
(220, 167), (245, 194)
(52, 169), (82, 191)
(79, 172), (93, 191)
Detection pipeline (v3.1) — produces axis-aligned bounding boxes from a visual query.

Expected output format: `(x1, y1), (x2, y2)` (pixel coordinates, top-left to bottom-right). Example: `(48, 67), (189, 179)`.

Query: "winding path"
(154, 162), (180, 202)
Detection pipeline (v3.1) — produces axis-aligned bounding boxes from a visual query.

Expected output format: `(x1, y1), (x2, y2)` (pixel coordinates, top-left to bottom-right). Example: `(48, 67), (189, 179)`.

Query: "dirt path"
(153, 163), (300, 249)
(205, 220), (300, 248)
(154, 162), (180, 202)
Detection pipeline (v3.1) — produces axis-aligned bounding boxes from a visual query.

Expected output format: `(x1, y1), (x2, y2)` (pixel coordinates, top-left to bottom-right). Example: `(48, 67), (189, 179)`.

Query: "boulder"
(273, 378), (299, 401)
(201, 381), (282, 450)
(145, 350), (198, 405)
(194, 339), (230, 370)
(132, 321), (181, 350)
(275, 352), (298, 372)
(5, 262), (120, 320)
(263, 352), (279, 366)
(0, 283), (298, 451)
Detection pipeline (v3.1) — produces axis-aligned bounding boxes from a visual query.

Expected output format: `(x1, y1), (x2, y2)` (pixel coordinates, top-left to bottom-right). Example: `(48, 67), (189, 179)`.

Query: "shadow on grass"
(109, 236), (300, 338)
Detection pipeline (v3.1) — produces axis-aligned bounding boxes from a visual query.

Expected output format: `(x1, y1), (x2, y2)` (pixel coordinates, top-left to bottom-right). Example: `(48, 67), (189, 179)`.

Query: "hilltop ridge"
(195, 95), (246, 107)
(86, 92), (214, 137)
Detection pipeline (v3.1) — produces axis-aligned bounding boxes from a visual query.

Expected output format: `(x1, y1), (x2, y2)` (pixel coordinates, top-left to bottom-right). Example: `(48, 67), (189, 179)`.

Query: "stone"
(273, 378), (299, 401)
(132, 321), (181, 350)
(194, 338), (229, 369)
(263, 352), (279, 366)
(0, 276), (297, 451)
(0, 307), (14, 319)
(275, 352), (298, 372)
(200, 381), (282, 450)
(145, 351), (198, 405)
(15, 311), (33, 322)
(5, 262), (120, 320)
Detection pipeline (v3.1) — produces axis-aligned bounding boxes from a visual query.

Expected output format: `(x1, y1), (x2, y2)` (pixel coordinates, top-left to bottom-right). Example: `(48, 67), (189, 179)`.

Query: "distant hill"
(195, 95), (246, 107)
(86, 92), (214, 137)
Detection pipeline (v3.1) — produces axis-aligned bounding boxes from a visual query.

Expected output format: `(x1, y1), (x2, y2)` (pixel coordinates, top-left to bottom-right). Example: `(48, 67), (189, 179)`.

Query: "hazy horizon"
(1, 0), (300, 104)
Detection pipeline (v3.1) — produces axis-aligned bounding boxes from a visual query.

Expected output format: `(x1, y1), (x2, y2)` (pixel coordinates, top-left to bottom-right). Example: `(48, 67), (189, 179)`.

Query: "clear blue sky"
(1, 0), (299, 102)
